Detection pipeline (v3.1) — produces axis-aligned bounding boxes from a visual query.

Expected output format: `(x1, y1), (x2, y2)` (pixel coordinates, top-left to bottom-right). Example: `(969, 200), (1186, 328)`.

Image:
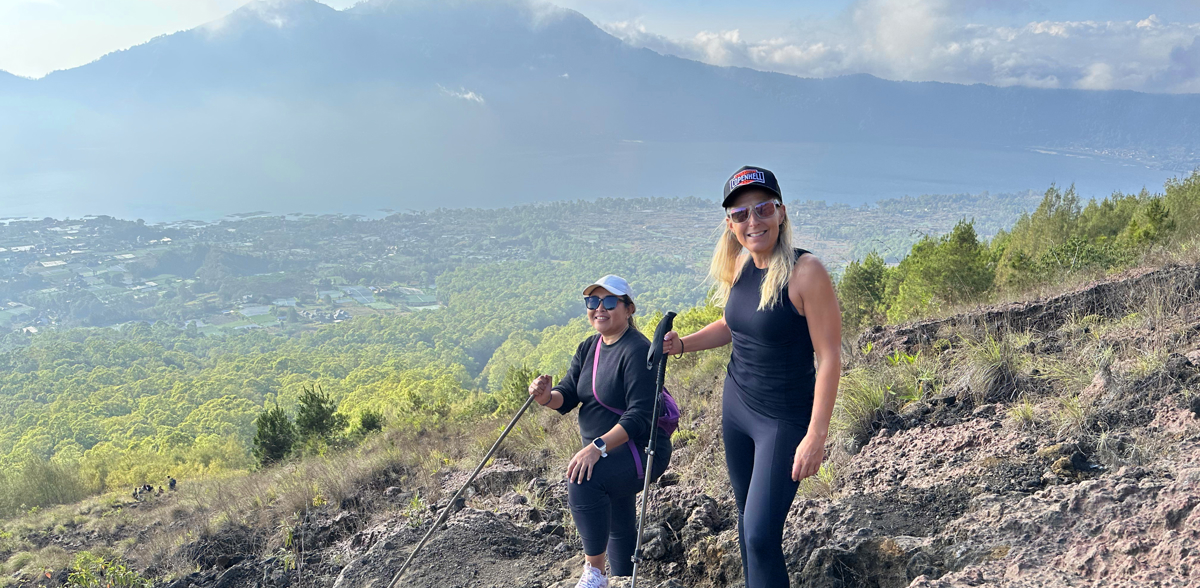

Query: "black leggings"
(567, 438), (671, 576)
(722, 382), (808, 588)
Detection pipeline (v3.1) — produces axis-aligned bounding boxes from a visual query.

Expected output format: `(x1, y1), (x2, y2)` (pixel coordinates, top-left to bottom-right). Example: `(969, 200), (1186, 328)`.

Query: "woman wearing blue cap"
(528, 275), (672, 588)
(662, 166), (842, 587)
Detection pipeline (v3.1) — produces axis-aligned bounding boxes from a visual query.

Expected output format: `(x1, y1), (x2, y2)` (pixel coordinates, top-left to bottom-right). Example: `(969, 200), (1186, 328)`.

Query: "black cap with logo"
(722, 165), (781, 208)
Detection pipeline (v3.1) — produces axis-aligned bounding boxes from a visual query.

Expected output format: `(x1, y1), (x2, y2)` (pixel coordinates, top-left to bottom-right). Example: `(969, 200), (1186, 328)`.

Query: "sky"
(3, 0), (1200, 92)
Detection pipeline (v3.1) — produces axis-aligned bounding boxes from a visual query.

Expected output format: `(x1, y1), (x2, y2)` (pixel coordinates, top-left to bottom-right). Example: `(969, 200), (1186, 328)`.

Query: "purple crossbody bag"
(591, 337), (681, 479)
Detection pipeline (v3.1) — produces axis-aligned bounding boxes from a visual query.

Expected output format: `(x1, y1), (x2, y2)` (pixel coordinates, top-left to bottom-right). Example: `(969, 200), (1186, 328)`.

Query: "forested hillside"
(0, 250), (702, 507)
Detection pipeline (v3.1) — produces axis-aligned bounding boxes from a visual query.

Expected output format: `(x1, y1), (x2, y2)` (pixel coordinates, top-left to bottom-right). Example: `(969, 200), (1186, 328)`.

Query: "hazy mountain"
(2, 0), (1197, 220)
(0, 71), (27, 85)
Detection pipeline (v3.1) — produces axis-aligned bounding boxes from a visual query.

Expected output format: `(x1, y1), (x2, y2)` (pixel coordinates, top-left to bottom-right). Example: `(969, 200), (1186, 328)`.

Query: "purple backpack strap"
(592, 339), (644, 479)
(591, 339), (623, 415)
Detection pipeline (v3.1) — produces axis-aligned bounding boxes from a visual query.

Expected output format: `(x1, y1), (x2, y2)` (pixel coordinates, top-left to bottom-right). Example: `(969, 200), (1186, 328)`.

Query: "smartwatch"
(591, 437), (608, 458)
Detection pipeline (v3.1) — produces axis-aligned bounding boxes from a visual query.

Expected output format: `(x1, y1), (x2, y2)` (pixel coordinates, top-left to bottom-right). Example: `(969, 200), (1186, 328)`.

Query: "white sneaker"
(574, 562), (608, 588)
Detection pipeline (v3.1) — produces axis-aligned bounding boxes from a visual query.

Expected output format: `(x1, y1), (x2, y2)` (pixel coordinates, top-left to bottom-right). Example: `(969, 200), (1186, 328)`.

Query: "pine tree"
(838, 251), (888, 332)
(888, 220), (993, 322)
(497, 364), (539, 415)
(252, 403), (296, 467)
(295, 385), (347, 441)
(996, 184), (1081, 288)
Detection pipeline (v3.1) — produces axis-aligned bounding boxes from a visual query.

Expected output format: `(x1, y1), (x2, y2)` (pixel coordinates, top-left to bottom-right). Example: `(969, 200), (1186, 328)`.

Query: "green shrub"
(66, 552), (152, 588)
(0, 458), (97, 519)
(4, 551), (34, 575)
(887, 220), (994, 322)
(358, 409), (385, 434)
(890, 350), (939, 403)
(670, 428), (698, 448)
(798, 463), (837, 499)
(1164, 170), (1200, 242)
(996, 184), (1083, 289)
(672, 300), (724, 336)
(495, 364), (539, 416)
(4, 546), (70, 581)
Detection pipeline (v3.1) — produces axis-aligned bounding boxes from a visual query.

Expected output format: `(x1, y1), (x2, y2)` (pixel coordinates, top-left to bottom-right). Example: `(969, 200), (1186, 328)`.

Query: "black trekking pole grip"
(647, 312), (677, 370)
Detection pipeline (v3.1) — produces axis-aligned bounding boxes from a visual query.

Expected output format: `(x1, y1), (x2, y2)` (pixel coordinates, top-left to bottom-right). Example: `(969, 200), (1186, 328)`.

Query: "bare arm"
(789, 254), (842, 481)
(598, 423), (630, 448)
(662, 314), (732, 355)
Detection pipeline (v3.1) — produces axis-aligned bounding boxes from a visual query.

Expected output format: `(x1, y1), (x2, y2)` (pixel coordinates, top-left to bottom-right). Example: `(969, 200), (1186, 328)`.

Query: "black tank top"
(724, 248), (816, 426)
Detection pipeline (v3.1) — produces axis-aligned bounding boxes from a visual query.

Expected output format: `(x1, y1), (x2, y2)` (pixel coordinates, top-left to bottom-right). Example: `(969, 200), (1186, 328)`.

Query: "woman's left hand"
(791, 433), (825, 482)
(567, 444), (602, 484)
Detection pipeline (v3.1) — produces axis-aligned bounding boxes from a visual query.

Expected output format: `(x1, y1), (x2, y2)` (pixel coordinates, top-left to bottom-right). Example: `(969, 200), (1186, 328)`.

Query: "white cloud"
(600, 0), (1200, 93)
(1077, 62), (1114, 90)
(1170, 34), (1200, 90)
(437, 84), (486, 104)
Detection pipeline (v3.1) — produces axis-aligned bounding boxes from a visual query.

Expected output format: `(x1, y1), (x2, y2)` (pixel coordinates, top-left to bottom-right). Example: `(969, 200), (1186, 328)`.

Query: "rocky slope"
(9, 264), (1200, 588)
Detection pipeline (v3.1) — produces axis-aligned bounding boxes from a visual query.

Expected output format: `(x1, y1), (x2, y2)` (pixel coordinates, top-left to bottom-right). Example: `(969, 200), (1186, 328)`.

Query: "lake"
(0, 139), (1183, 222)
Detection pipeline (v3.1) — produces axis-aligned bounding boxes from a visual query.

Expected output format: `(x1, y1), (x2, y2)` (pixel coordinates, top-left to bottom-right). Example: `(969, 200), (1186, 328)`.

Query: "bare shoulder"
(788, 252), (834, 316)
(791, 252), (832, 286)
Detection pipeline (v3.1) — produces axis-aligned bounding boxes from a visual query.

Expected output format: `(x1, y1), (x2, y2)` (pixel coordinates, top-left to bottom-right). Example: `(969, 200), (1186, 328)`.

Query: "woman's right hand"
(662, 331), (683, 356)
(528, 375), (553, 406)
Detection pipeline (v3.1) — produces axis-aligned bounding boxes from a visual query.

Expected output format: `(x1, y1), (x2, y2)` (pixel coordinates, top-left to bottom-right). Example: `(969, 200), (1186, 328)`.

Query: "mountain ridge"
(16, 0), (1199, 144)
(1, 0), (1195, 218)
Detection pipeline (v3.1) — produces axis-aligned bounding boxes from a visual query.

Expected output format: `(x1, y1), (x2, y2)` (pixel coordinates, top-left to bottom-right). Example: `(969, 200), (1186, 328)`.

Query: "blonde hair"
(707, 202), (795, 310)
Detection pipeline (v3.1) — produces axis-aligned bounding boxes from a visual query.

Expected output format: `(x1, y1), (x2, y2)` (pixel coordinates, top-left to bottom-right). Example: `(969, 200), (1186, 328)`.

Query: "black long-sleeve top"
(554, 329), (657, 447)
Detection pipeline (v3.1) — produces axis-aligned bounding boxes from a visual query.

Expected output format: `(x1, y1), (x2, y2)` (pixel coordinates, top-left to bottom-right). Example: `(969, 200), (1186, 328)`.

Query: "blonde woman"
(662, 166), (841, 588)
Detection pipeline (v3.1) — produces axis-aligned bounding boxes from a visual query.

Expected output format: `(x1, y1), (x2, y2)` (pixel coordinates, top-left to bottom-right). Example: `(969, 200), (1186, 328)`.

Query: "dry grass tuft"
(1006, 399), (1039, 430)
(1050, 395), (1089, 440)
(3, 545), (71, 580)
(1091, 431), (1150, 468)
(832, 370), (894, 450)
(960, 332), (1026, 403)
(797, 463), (839, 499)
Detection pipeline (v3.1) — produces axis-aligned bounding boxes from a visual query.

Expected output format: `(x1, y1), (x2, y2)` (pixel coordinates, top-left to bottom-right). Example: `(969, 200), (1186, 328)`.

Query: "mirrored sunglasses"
(727, 200), (780, 224)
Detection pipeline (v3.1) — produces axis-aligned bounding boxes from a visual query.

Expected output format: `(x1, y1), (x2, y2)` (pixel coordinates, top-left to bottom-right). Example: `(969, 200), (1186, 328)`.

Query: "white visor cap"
(583, 275), (633, 300)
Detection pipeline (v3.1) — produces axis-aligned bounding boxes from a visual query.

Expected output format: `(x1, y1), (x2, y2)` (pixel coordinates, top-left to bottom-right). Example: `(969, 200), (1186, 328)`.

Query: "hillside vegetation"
(0, 192), (1041, 517)
(0, 171), (1198, 586)
(2, 259), (1198, 588)
(840, 171), (1200, 329)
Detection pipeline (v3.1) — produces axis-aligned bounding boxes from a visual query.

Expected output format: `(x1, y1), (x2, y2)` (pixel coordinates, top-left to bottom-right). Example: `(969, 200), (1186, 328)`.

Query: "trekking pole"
(387, 394), (537, 588)
(631, 311), (676, 588)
